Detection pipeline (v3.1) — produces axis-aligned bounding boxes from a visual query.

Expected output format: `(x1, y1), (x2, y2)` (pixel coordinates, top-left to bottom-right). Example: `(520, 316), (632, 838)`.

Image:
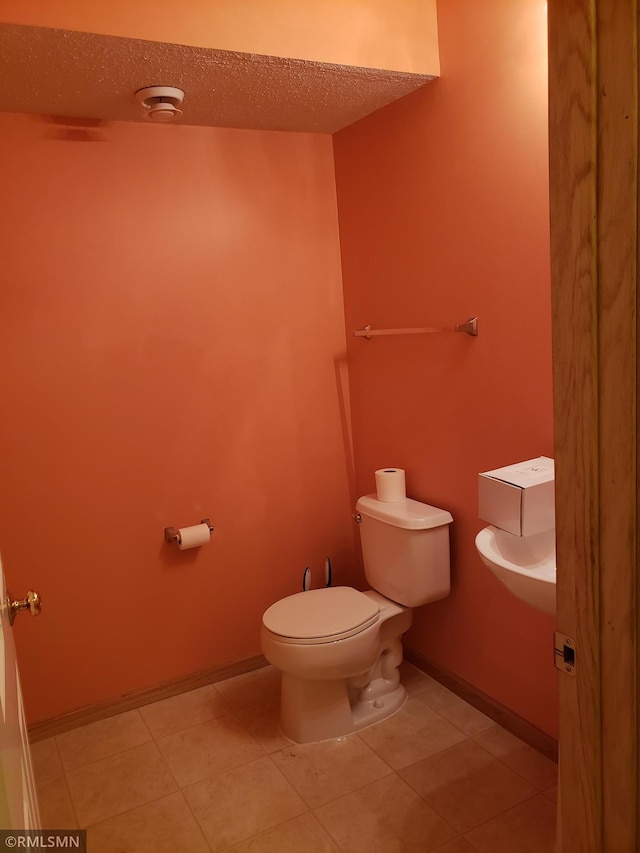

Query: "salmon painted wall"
(333, 0), (557, 737)
(1, 0), (439, 75)
(0, 114), (358, 724)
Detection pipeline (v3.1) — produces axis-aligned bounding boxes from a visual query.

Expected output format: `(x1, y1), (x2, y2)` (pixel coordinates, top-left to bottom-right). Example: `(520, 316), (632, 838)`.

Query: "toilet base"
(351, 681), (407, 733)
(279, 672), (407, 743)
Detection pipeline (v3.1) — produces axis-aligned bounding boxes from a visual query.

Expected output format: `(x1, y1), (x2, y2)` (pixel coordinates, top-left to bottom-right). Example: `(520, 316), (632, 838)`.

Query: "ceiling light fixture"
(135, 86), (185, 123)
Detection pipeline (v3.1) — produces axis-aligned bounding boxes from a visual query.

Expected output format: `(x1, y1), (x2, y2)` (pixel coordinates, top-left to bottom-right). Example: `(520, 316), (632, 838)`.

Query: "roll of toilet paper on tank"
(177, 523), (211, 550)
(375, 468), (406, 502)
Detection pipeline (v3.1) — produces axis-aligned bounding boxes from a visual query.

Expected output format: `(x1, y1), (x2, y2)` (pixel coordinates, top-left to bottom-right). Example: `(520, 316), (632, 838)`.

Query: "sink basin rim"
(474, 525), (556, 585)
(475, 524), (556, 616)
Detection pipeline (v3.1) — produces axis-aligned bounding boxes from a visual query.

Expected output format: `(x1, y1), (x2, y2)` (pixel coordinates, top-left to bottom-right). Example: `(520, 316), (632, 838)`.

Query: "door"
(549, 1), (638, 850)
(0, 552), (40, 829)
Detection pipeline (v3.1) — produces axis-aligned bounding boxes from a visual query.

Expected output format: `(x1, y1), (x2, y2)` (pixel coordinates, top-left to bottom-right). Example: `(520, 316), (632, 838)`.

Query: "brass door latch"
(7, 590), (42, 626)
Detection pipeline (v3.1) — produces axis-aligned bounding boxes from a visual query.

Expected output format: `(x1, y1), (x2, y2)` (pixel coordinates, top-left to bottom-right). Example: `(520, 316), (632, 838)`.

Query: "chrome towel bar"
(354, 317), (478, 339)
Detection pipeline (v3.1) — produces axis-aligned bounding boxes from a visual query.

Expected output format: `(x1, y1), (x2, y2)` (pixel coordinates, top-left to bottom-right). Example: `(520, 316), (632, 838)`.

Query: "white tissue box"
(478, 456), (555, 537)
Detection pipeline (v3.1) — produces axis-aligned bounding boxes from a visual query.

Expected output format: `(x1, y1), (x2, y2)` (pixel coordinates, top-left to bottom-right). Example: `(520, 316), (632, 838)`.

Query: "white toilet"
(261, 494), (453, 743)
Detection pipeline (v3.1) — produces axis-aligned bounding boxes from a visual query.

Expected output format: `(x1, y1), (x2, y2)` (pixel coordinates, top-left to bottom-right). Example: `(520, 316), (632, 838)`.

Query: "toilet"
(261, 494), (453, 743)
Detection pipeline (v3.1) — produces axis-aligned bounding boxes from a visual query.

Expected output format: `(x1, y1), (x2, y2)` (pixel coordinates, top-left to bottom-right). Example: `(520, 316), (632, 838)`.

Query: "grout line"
(34, 766), (82, 832)
(352, 704), (475, 772)
(396, 741), (541, 837)
(461, 790), (557, 847)
(459, 837), (482, 852)
(60, 771), (81, 831)
(172, 730), (280, 793)
(175, 787), (217, 853)
(52, 707), (155, 774)
(55, 732), (159, 776)
(226, 708), (272, 756)
(179, 752), (313, 852)
(63, 743), (180, 830)
(152, 739), (183, 795)
(76, 791), (181, 835)
(272, 745), (399, 812)
(469, 727), (559, 791)
(484, 754), (557, 793)
(49, 734), (65, 783)
(311, 804), (350, 853)
(210, 767), (315, 853)
(134, 705), (155, 742)
(151, 708), (238, 746)
(352, 730), (406, 774)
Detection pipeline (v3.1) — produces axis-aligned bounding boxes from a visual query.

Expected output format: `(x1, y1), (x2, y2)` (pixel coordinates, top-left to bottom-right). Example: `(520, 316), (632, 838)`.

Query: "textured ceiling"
(0, 24), (434, 134)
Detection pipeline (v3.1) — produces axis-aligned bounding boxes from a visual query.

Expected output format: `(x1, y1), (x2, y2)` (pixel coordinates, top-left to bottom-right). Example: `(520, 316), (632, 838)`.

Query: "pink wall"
(0, 114), (358, 724)
(333, 0), (557, 737)
(2, 0), (557, 740)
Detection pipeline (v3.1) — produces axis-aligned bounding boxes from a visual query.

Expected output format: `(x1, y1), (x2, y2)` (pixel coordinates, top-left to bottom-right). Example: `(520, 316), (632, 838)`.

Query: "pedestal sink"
(475, 526), (556, 615)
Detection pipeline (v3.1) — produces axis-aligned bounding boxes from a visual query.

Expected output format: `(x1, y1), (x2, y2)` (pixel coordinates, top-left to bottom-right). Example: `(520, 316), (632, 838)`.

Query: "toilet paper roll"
(177, 523), (211, 550)
(375, 468), (406, 502)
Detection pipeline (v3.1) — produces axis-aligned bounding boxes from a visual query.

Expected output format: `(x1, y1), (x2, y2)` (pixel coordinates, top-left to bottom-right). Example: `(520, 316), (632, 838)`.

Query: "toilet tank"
(356, 495), (453, 607)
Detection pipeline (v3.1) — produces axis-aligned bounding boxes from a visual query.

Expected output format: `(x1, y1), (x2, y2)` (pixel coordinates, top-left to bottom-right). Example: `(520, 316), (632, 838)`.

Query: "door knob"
(7, 590), (42, 626)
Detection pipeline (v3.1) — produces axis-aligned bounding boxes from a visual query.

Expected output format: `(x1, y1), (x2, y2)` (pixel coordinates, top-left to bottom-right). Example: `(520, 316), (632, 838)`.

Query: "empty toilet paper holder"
(164, 519), (214, 545)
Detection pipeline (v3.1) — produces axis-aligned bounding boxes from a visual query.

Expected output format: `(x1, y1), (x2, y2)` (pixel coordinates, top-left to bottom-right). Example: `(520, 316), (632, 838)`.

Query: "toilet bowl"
(262, 588), (411, 742)
(261, 494), (453, 743)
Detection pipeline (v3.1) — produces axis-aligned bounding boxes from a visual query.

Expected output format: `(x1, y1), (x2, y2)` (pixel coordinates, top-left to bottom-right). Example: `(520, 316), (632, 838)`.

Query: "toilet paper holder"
(164, 518), (214, 545)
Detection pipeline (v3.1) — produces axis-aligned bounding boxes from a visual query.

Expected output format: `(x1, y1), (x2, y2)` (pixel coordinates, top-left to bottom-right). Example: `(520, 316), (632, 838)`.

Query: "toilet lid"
(263, 587), (380, 642)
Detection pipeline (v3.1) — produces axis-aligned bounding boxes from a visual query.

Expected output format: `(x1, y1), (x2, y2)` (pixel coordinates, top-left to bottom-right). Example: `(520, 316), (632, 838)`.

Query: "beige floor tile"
(37, 775), (77, 829)
(139, 684), (231, 739)
(474, 726), (558, 790)
(66, 741), (177, 827)
(399, 661), (439, 695)
(216, 665), (281, 712)
(35, 665), (556, 853)
(157, 714), (264, 787)
(271, 733), (391, 808)
(30, 737), (62, 782)
(226, 812), (339, 853)
(86, 792), (210, 853)
(314, 774), (457, 853)
(464, 794), (556, 852)
(235, 701), (291, 753)
(358, 697), (468, 770)
(418, 686), (495, 736)
(400, 740), (536, 833)
(433, 840), (477, 853)
(184, 755), (307, 850)
(56, 709), (152, 771)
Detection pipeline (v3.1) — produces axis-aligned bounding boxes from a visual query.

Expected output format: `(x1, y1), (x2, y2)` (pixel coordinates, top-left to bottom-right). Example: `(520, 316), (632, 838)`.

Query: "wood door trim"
(595, 4), (637, 850)
(549, 1), (638, 850)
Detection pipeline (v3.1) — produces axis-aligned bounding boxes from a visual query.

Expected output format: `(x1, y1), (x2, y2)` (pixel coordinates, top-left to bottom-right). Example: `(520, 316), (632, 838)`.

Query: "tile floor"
(31, 662), (557, 852)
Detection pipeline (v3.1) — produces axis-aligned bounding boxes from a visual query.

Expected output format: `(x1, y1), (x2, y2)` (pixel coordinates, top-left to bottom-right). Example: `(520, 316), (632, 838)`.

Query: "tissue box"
(478, 456), (555, 537)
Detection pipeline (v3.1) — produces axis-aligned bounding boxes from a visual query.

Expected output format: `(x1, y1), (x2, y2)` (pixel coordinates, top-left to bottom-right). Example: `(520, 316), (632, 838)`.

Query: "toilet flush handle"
(353, 513), (362, 523)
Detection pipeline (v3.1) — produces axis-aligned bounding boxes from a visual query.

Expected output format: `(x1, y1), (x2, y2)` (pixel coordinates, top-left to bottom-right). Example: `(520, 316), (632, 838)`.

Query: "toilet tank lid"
(356, 495), (453, 530)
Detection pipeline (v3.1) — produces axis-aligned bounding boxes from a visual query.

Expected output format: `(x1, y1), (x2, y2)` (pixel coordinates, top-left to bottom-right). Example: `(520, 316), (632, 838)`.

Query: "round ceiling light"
(135, 86), (185, 122)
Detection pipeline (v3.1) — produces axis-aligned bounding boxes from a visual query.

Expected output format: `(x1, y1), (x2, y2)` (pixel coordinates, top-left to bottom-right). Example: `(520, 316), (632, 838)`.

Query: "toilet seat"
(262, 586), (380, 645)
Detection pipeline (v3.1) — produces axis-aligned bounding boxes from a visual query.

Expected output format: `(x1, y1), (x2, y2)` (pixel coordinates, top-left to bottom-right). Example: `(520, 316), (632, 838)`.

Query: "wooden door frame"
(549, 2), (637, 850)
